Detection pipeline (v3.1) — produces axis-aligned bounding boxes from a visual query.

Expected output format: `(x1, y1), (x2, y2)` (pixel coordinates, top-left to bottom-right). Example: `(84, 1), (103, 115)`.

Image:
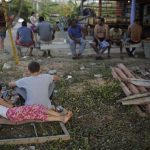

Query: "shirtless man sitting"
(126, 19), (142, 57)
(90, 17), (110, 59)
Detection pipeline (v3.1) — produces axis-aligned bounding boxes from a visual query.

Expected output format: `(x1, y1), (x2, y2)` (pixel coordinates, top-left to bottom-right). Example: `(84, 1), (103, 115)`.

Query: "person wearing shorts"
(90, 17), (110, 59)
(0, 98), (73, 123)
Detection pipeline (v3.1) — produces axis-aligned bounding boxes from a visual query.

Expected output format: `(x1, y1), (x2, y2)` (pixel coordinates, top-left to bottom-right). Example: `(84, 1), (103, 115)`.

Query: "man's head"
(22, 21), (27, 27)
(97, 17), (105, 25)
(28, 61), (40, 74)
(31, 11), (36, 16)
(113, 25), (119, 32)
(70, 19), (77, 27)
(39, 16), (44, 22)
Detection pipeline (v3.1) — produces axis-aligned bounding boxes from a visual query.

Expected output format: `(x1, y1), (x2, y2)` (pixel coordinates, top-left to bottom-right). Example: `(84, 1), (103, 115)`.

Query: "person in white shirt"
(9, 61), (59, 108)
(29, 12), (37, 41)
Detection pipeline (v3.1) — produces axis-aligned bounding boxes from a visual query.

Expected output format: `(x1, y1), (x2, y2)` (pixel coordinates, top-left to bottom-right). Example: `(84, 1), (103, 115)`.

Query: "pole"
(2, 0), (19, 65)
(130, 0), (136, 25)
(99, 0), (102, 16)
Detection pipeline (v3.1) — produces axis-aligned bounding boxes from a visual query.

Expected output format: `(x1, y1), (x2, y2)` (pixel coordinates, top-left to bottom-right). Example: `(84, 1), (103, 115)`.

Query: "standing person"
(67, 19), (86, 59)
(9, 61), (59, 108)
(126, 19), (142, 57)
(35, 16), (54, 57)
(15, 21), (34, 56)
(29, 12), (37, 41)
(90, 17), (110, 59)
(0, 8), (6, 53)
(109, 25), (123, 58)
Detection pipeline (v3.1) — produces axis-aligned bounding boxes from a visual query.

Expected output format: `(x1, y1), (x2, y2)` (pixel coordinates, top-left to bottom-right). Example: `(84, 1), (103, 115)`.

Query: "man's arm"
(127, 25), (131, 37)
(68, 33), (80, 43)
(0, 98), (13, 108)
(94, 25), (98, 39)
(105, 24), (109, 40)
(53, 75), (60, 81)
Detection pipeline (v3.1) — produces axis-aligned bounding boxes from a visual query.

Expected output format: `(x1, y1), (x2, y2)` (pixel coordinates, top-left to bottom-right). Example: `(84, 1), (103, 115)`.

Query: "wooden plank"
(0, 134), (70, 145)
(0, 118), (46, 125)
(111, 67), (131, 96)
(122, 96), (150, 105)
(0, 122), (70, 145)
(126, 78), (150, 87)
(114, 68), (140, 94)
(117, 92), (150, 102)
(60, 122), (70, 136)
(117, 64), (147, 93)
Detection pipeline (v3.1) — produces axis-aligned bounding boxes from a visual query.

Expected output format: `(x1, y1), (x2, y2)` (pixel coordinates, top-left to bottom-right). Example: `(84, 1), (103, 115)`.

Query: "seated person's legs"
(69, 39), (77, 59)
(90, 38), (100, 56)
(16, 40), (34, 57)
(114, 40), (123, 58)
(125, 40), (140, 57)
(78, 38), (86, 57)
(15, 87), (26, 105)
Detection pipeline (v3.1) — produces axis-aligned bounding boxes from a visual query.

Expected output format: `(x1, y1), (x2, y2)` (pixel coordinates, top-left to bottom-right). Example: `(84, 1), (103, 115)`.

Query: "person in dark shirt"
(68, 19), (86, 59)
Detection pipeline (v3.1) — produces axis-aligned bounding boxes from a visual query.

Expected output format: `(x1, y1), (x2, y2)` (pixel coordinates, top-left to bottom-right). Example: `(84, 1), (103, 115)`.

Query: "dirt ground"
(0, 31), (150, 149)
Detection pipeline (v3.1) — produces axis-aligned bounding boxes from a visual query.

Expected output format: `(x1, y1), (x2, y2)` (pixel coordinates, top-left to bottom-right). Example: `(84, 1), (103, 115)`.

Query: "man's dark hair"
(39, 16), (44, 22)
(22, 21), (27, 27)
(98, 17), (105, 22)
(28, 61), (40, 73)
(31, 12), (35, 16)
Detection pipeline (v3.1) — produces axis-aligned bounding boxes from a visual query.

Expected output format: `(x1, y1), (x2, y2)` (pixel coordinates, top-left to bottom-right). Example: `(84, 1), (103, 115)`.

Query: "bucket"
(144, 41), (150, 59)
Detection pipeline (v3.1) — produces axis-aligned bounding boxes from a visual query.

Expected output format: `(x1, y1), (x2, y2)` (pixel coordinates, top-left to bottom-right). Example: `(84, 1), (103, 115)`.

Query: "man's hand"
(8, 81), (16, 88)
(75, 39), (80, 44)
(53, 75), (60, 81)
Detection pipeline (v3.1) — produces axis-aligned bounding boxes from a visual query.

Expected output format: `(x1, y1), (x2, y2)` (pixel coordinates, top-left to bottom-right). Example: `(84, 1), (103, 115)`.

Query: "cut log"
(117, 92), (150, 102)
(126, 78), (150, 88)
(121, 96), (150, 105)
(114, 68), (140, 94)
(111, 68), (131, 96)
(118, 64), (147, 93)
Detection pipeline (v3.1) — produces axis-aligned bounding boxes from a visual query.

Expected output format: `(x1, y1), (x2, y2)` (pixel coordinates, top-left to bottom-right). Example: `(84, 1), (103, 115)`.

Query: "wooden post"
(99, 0), (102, 16)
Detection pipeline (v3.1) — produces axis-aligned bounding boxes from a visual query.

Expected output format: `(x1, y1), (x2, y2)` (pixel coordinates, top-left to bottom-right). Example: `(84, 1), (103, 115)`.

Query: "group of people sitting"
(68, 17), (142, 59)
(15, 12), (142, 59)
(0, 61), (73, 123)
(16, 12), (54, 57)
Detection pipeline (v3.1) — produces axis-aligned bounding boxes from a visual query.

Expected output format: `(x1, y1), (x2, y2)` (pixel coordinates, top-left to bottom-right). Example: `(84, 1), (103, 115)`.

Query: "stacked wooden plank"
(111, 63), (150, 116)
